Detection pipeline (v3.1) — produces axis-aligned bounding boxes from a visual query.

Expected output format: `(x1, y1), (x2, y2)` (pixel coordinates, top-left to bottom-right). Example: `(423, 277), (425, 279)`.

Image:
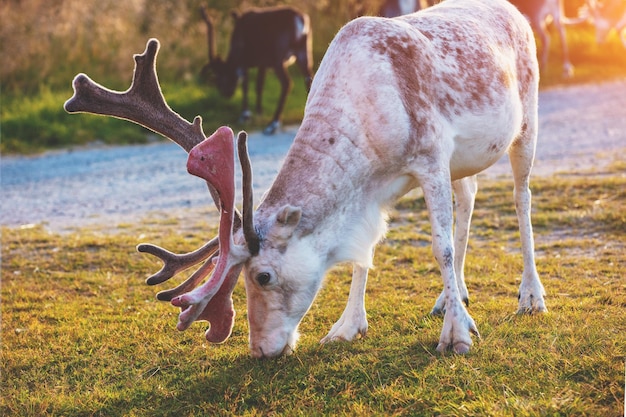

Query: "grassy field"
(2, 2), (626, 414)
(2, 162), (625, 416)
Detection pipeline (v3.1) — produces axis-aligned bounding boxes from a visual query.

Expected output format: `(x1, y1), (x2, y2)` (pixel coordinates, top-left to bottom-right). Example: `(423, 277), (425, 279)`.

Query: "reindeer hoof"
(436, 341), (471, 354)
(263, 121), (280, 135)
(516, 303), (548, 315)
(453, 342), (471, 354)
(562, 62), (574, 79)
(430, 306), (445, 317)
(239, 110), (252, 123)
(436, 336), (477, 355)
(517, 280), (547, 314)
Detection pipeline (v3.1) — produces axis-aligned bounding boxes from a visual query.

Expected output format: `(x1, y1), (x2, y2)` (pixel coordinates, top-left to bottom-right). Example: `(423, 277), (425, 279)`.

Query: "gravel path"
(2, 79), (625, 233)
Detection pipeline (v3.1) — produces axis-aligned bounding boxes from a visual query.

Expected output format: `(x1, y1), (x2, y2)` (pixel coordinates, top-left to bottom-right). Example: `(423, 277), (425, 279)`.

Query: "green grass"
(0, 68), (310, 155)
(2, 168), (625, 416)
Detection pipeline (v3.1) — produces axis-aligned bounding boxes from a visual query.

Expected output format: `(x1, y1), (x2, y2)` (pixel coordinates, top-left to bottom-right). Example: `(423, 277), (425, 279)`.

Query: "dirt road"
(2, 79), (625, 233)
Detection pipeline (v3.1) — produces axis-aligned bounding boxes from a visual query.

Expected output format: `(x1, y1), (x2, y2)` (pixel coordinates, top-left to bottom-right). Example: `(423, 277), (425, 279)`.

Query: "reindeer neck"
(259, 113), (377, 235)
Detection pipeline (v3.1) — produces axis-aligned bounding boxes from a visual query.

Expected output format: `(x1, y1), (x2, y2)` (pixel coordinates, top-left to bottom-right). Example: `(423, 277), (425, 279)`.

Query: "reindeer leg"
(536, 20), (551, 75)
(619, 24), (626, 48)
(294, 38), (313, 92)
(509, 127), (546, 315)
(263, 64), (292, 135)
(554, 18), (574, 78)
(240, 68), (252, 122)
(320, 264), (369, 344)
(421, 172), (479, 354)
(256, 67), (266, 115)
(431, 175), (477, 315)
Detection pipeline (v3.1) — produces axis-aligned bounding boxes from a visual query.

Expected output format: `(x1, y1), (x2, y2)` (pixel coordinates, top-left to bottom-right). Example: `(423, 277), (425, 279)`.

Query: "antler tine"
(155, 251), (218, 301)
(64, 37), (232, 212)
(137, 236), (219, 285)
(199, 5), (210, 24)
(199, 5), (217, 68)
(64, 38), (204, 153)
(237, 131), (260, 255)
(199, 5), (212, 26)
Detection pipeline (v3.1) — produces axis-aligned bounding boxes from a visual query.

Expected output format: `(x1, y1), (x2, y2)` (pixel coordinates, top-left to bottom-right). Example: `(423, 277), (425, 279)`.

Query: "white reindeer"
(585, 0), (626, 47)
(65, 0), (546, 358)
(508, 0), (588, 78)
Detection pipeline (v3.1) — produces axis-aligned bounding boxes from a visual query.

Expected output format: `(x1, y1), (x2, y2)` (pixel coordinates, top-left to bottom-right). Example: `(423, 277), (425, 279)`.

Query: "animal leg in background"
(255, 67), (267, 116)
(264, 63), (293, 135)
(240, 68), (252, 122)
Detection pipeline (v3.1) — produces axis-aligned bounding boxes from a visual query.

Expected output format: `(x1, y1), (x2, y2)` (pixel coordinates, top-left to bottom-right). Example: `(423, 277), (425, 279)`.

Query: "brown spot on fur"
(370, 28), (436, 154)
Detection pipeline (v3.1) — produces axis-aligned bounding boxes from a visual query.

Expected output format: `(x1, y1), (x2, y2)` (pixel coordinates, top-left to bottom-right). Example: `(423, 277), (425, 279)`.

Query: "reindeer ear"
(277, 205), (301, 228)
(268, 205), (301, 242)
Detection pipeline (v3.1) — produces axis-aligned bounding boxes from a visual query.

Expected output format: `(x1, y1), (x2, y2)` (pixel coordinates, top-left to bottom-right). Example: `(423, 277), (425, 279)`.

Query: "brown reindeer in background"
(378, 0), (421, 17)
(200, 6), (313, 135)
(378, 0), (440, 17)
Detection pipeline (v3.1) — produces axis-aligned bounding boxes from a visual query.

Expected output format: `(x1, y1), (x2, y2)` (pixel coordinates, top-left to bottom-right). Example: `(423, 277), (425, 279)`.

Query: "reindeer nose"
(251, 343), (292, 359)
(250, 346), (266, 359)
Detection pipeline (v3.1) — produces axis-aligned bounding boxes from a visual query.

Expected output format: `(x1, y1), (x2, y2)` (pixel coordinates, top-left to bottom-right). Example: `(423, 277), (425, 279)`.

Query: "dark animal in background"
(200, 6), (313, 135)
(379, 0), (421, 17)
(378, 0), (439, 17)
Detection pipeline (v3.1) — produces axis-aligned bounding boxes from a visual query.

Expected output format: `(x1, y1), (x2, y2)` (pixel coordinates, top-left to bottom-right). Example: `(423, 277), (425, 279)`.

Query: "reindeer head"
(186, 134), (327, 358)
(238, 205), (329, 358)
(200, 7), (240, 98)
(64, 38), (323, 358)
(213, 60), (240, 99)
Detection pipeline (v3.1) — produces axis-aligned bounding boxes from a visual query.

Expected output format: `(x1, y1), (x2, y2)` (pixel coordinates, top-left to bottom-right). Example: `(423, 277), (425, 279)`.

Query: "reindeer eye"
(256, 272), (271, 286)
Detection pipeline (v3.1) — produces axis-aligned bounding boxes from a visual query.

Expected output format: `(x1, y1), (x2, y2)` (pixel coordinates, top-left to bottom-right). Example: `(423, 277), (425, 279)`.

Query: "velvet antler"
(64, 39), (258, 343)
